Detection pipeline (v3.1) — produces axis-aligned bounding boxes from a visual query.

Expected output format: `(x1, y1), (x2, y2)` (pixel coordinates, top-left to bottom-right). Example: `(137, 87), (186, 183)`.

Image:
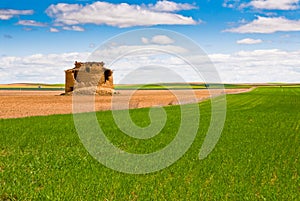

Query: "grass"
(114, 83), (253, 90)
(0, 87), (299, 200)
(2, 82), (299, 91)
(1, 82), (299, 91)
(0, 83), (64, 91)
(1, 83), (65, 87)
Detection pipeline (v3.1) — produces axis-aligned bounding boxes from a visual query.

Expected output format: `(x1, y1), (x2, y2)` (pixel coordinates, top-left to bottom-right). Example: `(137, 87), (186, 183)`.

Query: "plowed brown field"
(0, 89), (251, 119)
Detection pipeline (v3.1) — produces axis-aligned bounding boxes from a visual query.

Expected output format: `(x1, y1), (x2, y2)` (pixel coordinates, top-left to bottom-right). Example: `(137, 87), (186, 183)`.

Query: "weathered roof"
(65, 61), (109, 72)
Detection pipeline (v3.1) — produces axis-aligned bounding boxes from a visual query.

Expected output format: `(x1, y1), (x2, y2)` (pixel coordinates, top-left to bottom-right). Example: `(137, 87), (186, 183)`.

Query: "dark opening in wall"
(104, 70), (111, 82)
(74, 71), (78, 80)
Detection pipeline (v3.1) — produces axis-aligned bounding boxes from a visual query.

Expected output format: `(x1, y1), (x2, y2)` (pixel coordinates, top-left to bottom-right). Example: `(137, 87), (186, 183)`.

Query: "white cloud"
(237, 38), (263, 44)
(210, 49), (300, 83)
(49, 27), (59, 32)
(149, 0), (197, 12)
(151, 35), (174, 44)
(141, 37), (149, 44)
(0, 52), (89, 84)
(2, 45), (300, 84)
(45, 1), (198, 28)
(224, 16), (300, 33)
(222, 0), (241, 8)
(89, 44), (188, 65)
(22, 27), (34, 31)
(62, 26), (85, 32)
(16, 20), (47, 27)
(0, 9), (33, 20)
(242, 0), (299, 10)
(141, 35), (174, 45)
(89, 43), (96, 48)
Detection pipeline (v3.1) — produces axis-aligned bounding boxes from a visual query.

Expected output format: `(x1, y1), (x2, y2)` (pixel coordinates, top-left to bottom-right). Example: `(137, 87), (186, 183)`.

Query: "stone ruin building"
(64, 61), (114, 95)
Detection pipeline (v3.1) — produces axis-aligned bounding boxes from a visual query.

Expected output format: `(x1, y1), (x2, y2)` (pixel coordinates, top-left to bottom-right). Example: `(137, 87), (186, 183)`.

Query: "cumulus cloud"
(49, 27), (59, 32)
(89, 44), (188, 66)
(141, 35), (174, 45)
(1, 48), (300, 84)
(0, 43), (192, 84)
(22, 27), (34, 31)
(45, 1), (198, 28)
(210, 49), (300, 83)
(241, 0), (299, 10)
(62, 26), (85, 32)
(149, 0), (197, 12)
(237, 38), (263, 44)
(94, 46), (205, 84)
(16, 20), (47, 27)
(0, 52), (89, 84)
(224, 16), (300, 33)
(141, 37), (149, 44)
(222, 0), (241, 8)
(151, 35), (174, 44)
(0, 9), (33, 20)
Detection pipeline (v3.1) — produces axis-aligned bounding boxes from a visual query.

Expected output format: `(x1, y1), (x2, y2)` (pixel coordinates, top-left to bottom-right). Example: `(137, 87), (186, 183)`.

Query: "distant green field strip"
(114, 83), (251, 90)
(0, 88), (64, 91)
(0, 87), (299, 200)
(114, 84), (206, 90)
(0, 84), (64, 91)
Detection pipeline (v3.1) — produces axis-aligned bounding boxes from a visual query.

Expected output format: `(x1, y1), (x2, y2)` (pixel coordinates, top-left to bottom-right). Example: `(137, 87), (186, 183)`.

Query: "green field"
(114, 83), (300, 90)
(114, 83), (253, 90)
(1, 83), (299, 91)
(0, 87), (299, 200)
(0, 83), (64, 91)
(1, 83), (246, 91)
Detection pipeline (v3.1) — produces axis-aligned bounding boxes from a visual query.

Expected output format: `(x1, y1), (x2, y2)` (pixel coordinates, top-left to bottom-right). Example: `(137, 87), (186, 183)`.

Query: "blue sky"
(1, 0), (300, 83)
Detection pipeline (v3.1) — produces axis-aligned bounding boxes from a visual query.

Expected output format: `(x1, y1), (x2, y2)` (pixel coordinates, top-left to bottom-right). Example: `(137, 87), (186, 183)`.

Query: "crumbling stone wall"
(64, 61), (114, 95)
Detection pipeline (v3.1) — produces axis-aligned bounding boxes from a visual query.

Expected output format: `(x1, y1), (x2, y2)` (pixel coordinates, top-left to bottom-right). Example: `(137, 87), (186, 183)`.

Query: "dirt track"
(0, 89), (250, 119)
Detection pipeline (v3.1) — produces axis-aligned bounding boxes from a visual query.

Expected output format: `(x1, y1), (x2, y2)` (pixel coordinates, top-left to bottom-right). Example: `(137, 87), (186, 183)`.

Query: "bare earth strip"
(0, 89), (252, 119)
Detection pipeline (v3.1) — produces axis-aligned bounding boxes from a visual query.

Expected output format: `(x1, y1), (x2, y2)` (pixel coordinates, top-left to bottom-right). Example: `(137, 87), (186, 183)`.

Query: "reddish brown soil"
(0, 89), (251, 119)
